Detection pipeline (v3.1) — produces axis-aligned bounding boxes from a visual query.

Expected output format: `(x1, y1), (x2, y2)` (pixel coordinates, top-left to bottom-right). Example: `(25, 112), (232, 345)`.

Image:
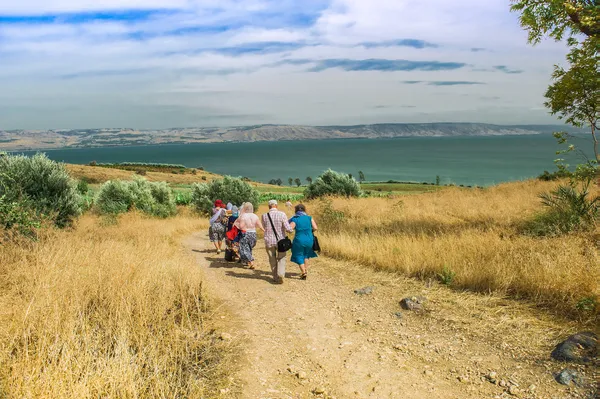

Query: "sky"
(0, 0), (572, 129)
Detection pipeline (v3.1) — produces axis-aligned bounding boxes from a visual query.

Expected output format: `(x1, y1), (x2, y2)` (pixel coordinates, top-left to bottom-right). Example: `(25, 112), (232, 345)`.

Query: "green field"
(361, 182), (442, 194)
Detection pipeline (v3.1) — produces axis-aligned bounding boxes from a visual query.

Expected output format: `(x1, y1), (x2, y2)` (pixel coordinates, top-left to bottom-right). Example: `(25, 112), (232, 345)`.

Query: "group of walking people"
(208, 199), (318, 283)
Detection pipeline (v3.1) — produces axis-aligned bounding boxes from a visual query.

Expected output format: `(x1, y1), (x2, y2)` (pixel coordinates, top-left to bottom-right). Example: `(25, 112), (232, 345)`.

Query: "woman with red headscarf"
(208, 199), (227, 254)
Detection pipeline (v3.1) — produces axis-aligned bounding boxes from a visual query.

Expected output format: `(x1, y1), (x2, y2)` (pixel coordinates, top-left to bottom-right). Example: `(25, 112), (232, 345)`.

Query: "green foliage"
(436, 175), (440, 186)
(525, 179), (599, 236)
(438, 266), (456, 286)
(174, 190), (193, 206)
(575, 296), (598, 313)
(510, 0), (599, 44)
(77, 179), (89, 195)
(95, 180), (134, 215)
(538, 169), (573, 181)
(288, 177), (293, 186)
(98, 162), (187, 169)
(358, 171), (365, 183)
(0, 191), (41, 238)
(294, 178), (302, 187)
(0, 153), (81, 228)
(148, 181), (177, 218)
(304, 169), (363, 199)
(95, 178), (177, 218)
(258, 193), (304, 203)
(191, 176), (260, 215)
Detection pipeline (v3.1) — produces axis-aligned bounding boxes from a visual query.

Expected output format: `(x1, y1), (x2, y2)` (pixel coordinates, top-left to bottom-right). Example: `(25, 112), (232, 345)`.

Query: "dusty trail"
(184, 232), (594, 399)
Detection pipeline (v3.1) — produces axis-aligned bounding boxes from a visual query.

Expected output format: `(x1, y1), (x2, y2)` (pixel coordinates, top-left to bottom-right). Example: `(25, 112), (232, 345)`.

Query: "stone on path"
(554, 368), (584, 386)
(354, 286), (374, 296)
(551, 331), (598, 364)
(399, 296), (427, 312)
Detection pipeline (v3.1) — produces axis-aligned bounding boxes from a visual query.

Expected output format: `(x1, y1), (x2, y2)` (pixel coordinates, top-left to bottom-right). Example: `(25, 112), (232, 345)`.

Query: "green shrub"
(304, 169), (362, 199)
(438, 266), (456, 286)
(538, 169), (572, 181)
(149, 181), (177, 218)
(174, 190), (193, 206)
(77, 179), (89, 195)
(191, 176), (260, 215)
(524, 180), (599, 236)
(95, 178), (176, 218)
(95, 180), (134, 215)
(0, 191), (41, 238)
(0, 153), (81, 227)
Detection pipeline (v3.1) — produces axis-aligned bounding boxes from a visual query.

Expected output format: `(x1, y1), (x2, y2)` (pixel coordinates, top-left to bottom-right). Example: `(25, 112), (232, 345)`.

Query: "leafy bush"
(0, 191), (41, 238)
(95, 178), (176, 218)
(304, 169), (362, 199)
(174, 190), (193, 206)
(524, 180), (599, 236)
(0, 153), (81, 227)
(191, 176), (260, 215)
(77, 179), (89, 195)
(95, 180), (133, 215)
(149, 181), (177, 218)
(538, 169), (573, 181)
(438, 266), (456, 286)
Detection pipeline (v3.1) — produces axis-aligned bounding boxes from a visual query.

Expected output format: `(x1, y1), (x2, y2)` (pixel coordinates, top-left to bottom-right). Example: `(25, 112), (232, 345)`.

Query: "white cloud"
(0, 0), (570, 129)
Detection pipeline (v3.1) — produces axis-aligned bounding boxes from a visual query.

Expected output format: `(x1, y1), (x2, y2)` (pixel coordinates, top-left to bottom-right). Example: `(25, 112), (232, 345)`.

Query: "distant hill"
(0, 123), (583, 150)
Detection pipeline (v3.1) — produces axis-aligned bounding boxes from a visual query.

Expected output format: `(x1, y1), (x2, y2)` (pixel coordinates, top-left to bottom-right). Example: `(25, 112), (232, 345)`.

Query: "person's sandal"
(300, 273), (307, 280)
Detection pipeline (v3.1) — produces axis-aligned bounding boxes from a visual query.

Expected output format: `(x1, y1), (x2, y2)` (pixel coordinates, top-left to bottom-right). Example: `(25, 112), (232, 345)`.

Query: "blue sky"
(0, 0), (569, 129)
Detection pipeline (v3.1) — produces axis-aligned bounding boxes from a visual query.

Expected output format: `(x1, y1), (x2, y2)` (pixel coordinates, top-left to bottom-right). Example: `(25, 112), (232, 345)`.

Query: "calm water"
(14, 135), (592, 186)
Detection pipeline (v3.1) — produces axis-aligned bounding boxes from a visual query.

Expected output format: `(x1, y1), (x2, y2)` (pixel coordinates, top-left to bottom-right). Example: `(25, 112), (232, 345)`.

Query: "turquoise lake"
(15, 135), (592, 186)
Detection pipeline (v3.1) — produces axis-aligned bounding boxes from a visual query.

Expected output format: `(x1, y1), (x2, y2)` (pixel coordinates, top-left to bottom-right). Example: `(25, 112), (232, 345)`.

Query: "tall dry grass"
(310, 180), (600, 318)
(0, 212), (232, 398)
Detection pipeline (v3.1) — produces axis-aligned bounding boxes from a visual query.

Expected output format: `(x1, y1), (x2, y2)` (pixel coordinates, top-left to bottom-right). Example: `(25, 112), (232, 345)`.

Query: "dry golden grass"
(309, 180), (600, 318)
(66, 164), (278, 189)
(0, 212), (233, 398)
(65, 164), (221, 185)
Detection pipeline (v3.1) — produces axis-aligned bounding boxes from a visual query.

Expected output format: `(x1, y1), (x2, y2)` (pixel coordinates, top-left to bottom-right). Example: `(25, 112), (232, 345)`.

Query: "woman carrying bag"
(289, 204), (319, 280)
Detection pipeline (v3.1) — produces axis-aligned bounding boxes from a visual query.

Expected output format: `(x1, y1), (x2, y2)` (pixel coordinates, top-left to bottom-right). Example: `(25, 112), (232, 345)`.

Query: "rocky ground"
(184, 233), (598, 399)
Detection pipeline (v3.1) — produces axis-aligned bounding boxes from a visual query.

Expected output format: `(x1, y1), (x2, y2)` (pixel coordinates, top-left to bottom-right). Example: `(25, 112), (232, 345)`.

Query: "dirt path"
(184, 232), (596, 399)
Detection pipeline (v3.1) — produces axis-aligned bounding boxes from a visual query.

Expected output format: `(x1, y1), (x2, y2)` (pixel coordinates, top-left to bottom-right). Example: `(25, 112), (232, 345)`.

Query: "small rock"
(554, 368), (584, 386)
(424, 370), (434, 377)
(354, 286), (375, 295)
(297, 371), (308, 380)
(313, 386), (326, 395)
(219, 332), (232, 341)
(499, 380), (507, 387)
(508, 386), (520, 396)
(287, 365), (298, 374)
(399, 296), (427, 312)
(219, 388), (230, 394)
(486, 371), (498, 383)
(551, 331), (598, 364)
(458, 375), (469, 383)
(394, 312), (403, 319)
(528, 384), (536, 392)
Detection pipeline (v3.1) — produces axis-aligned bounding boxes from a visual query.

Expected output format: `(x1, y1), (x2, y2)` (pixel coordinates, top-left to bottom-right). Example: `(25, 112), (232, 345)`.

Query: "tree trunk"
(592, 123), (599, 162)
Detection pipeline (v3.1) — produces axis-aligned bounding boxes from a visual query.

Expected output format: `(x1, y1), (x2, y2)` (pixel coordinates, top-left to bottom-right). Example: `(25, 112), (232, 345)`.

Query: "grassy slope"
(309, 180), (600, 319)
(0, 213), (235, 398)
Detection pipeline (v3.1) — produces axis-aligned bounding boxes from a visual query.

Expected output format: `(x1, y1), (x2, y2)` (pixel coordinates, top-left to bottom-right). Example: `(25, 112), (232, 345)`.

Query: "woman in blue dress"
(289, 204), (318, 280)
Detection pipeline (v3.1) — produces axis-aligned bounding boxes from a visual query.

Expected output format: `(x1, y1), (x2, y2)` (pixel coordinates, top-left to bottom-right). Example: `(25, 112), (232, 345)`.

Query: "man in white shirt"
(262, 200), (294, 284)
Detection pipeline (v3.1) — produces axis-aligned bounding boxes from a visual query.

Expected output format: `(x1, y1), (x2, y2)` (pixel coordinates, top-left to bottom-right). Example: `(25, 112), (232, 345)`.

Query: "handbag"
(267, 212), (293, 253)
(226, 225), (239, 241)
(312, 235), (321, 252)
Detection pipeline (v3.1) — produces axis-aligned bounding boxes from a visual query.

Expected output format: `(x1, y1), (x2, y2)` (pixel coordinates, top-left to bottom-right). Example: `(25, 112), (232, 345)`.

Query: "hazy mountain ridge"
(0, 123), (580, 150)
